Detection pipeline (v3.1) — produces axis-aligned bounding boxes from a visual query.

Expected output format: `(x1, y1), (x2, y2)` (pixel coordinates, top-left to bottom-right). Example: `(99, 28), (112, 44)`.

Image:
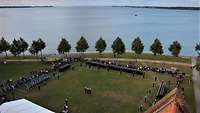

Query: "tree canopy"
(75, 36), (89, 52)
(29, 38), (46, 57)
(57, 38), (71, 54)
(19, 37), (29, 56)
(195, 42), (200, 56)
(131, 37), (144, 54)
(10, 39), (21, 56)
(111, 37), (125, 56)
(168, 41), (182, 57)
(150, 38), (163, 55)
(0, 37), (10, 56)
(95, 37), (107, 54)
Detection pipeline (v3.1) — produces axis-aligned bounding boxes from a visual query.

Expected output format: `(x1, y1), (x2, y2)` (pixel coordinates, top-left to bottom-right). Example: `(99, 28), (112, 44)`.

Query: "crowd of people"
(0, 59), (72, 105)
(85, 60), (144, 75)
(86, 60), (187, 80)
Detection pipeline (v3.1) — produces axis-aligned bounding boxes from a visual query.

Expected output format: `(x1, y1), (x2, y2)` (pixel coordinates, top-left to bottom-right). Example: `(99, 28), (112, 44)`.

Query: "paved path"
(192, 57), (200, 113)
(86, 58), (192, 67)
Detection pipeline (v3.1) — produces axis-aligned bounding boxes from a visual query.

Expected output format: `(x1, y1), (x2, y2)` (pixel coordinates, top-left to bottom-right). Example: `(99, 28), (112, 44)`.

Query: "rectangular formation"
(156, 81), (168, 100)
(52, 59), (72, 72)
(0, 59), (72, 105)
(85, 60), (144, 75)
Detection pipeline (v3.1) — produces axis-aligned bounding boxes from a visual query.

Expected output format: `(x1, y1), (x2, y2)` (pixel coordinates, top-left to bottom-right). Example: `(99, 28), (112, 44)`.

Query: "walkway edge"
(86, 58), (192, 67)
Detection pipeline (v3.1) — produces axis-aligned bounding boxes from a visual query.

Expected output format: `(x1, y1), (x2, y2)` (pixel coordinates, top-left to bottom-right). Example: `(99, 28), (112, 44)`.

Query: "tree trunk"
(40, 51), (43, 61)
(5, 51), (7, 58)
(99, 52), (101, 58)
(23, 52), (25, 58)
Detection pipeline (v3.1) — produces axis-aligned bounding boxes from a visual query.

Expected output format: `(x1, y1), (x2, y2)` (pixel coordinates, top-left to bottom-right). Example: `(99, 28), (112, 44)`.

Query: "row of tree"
(0, 36), (200, 58)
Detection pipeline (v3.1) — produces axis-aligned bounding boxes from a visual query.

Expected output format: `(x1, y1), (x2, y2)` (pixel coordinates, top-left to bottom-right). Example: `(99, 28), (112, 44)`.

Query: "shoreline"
(0, 6), (199, 10)
(112, 6), (200, 10)
(0, 6), (53, 8)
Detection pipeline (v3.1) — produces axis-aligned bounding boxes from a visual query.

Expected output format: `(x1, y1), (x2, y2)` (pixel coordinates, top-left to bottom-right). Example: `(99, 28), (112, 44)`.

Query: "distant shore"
(0, 6), (53, 8)
(112, 6), (200, 10)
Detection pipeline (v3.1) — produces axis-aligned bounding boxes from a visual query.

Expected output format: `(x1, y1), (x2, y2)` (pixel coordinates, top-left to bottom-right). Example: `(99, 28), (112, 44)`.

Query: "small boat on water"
(134, 14), (138, 16)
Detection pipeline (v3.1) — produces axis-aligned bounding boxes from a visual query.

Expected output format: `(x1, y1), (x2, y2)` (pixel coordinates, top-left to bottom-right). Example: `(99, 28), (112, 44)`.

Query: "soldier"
(84, 86), (87, 94)
(38, 85), (41, 91)
(148, 89), (151, 94)
(57, 75), (60, 80)
(142, 73), (145, 79)
(65, 98), (68, 106)
(154, 76), (157, 81)
(144, 96), (147, 103)
(132, 72), (135, 77)
(139, 104), (143, 112)
(152, 82), (155, 87)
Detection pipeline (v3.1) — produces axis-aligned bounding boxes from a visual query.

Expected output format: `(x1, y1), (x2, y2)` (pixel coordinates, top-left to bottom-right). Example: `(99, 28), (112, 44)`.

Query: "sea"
(0, 6), (199, 56)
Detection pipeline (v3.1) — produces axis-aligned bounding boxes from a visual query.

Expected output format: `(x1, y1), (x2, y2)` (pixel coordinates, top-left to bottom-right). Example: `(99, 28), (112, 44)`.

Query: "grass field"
(0, 62), (48, 83)
(0, 52), (191, 63)
(84, 52), (191, 63)
(0, 61), (196, 113)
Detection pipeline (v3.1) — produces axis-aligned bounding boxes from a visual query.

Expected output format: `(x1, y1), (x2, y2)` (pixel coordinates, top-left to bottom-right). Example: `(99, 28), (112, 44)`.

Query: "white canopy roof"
(0, 99), (55, 113)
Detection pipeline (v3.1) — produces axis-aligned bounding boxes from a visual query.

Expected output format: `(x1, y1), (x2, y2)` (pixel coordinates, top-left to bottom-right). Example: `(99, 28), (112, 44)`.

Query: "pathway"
(86, 58), (192, 67)
(192, 57), (200, 113)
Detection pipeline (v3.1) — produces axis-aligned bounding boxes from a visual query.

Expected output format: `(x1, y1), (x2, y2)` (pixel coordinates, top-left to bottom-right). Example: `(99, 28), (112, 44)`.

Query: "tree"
(29, 40), (41, 56)
(19, 37), (29, 57)
(10, 39), (21, 56)
(168, 41), (182, 57)
(111, 37), (125, 57)
(195, 42), (200, 56)
(37, 38), (46, 58)
(95, 37), (107, 55)
(75, 36), (89, 53)
(131, 37), (144, 54)
(29, 46), (37, 56)
(57, 38), (71, 55)
(196, 64), (200, 71)
(150, 38), (163, 55)
(0, 37), (10, 57)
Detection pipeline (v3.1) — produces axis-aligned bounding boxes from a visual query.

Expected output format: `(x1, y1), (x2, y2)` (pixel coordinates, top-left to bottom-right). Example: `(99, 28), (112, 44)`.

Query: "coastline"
(0, 6), (53, 8)
(112, 6), (200, 10)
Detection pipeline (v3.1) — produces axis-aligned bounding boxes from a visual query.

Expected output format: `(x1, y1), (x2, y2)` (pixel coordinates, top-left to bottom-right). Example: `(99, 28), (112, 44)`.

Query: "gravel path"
(87, 58), (192, 67)
(192, 57), (200, 113)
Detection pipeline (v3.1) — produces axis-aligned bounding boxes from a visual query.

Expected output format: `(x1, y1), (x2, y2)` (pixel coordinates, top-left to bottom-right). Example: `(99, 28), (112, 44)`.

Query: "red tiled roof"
(144, 88), (189, 113)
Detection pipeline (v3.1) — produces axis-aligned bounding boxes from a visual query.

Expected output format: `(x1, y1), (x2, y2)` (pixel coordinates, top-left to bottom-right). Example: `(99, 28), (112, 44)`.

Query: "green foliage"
(168, 41), (182, 57)
(19, 37), (29, 56)
(111, 37), (125, 56)
(37, 38), (46, 51)
(131, 37), (144, 54)
(196, 63), (200, 71)
(29, 40), (39, 55)
(150, 38), (163, 55)
(29, 38), (46, 57)
(57, 38), (71, 54)
(195, 42), (200, 56)
(95, 37), (107, 54)
(10, 39), (21, 56)
(75, 36), (89, 52)
(0, 37), (10, 56)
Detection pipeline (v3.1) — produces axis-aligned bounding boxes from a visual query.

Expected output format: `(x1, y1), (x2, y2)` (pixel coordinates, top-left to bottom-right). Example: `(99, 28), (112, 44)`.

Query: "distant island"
(0, 6), (53, 8)
(112, 6), (200, 10)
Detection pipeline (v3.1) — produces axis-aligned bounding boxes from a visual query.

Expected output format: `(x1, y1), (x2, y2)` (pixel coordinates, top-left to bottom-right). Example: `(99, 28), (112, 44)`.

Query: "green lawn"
(84, 52), (191, 63)
(0, 62), (195, 113)
(0, 52), (191, 64)
(0, 62), (48, 83)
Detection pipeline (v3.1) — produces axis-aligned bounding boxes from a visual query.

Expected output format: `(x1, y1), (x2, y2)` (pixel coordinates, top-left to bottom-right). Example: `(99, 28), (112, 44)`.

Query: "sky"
(0, 0), (199, 7)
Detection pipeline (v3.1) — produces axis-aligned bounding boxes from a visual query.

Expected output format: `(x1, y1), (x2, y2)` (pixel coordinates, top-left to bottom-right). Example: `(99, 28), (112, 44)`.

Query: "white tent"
(0, 99), (55, 113)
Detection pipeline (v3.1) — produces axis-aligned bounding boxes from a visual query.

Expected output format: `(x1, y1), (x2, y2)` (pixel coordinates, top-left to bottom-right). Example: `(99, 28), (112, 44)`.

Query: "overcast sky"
(0, 0), (199, 7)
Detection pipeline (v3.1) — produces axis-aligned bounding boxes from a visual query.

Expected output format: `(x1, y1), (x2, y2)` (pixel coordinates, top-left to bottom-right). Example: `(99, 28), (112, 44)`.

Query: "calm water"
(0, 6), (199, 56)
